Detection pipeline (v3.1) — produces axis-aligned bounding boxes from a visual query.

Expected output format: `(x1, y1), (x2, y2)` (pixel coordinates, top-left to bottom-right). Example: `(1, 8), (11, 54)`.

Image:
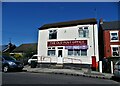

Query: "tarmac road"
(2, 72), (120, 85)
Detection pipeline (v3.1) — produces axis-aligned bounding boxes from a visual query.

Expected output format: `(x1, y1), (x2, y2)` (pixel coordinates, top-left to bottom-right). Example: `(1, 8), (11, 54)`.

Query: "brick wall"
(103, 30), (120, 58)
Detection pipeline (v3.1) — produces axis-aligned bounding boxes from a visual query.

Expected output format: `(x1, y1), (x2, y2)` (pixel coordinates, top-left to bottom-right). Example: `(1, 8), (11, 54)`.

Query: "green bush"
(14, 54), (23, 60)
(2, 52), (10, 56)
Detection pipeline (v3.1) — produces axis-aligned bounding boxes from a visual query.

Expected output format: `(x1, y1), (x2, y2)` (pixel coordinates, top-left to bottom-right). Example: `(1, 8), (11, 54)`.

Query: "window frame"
(81, 49), (87, 56)
(111, 46), (120, 57)
(49, 30), (57, 39)
(48, 50), (56, 56)
(110, 31), (119, 42)
(78, 27), (89, 38)
(68, 49), (87, 57)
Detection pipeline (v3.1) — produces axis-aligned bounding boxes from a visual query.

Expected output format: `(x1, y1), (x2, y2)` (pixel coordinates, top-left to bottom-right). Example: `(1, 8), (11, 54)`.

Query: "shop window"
(78, 27), (89, 38)
(112, 47), (119, 57)
(68, 49), (74, 56)
(48, 50), (56, 56)
(81, 49), (87, 56)
(49, 30), (57, 39)
(68, 49), (87, 56)
(74, 50), (80, 56)
(110, 31), (119, 42)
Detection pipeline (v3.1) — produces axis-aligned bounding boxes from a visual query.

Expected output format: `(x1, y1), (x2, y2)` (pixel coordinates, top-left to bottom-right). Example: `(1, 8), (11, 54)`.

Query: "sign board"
(47, 40), (87, 46)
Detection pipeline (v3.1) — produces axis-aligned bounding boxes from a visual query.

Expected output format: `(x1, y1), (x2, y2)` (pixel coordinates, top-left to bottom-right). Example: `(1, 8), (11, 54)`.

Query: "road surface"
(2, 72), (120, 85)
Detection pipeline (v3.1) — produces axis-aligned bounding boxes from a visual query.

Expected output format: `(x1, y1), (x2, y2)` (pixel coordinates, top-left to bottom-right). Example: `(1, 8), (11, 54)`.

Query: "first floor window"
(48, 50), (56, 56)
(112, 47), (119, 57)
(78, 27), (89, 38)
(110, 31), (119, 42)
(49, 30), (57, 39)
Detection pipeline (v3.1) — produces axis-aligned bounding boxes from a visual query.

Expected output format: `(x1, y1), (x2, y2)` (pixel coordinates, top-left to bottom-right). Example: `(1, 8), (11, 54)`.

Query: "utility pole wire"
(94, 8), (97, 19)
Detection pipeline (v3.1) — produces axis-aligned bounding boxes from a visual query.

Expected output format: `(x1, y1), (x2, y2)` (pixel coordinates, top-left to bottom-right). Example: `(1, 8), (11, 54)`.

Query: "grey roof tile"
(101, 21), (120, 30)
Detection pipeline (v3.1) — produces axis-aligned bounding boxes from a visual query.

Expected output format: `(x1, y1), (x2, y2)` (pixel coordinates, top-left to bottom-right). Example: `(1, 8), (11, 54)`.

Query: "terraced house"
(99, 19), (120, 61)
(37, 18), (99, 68)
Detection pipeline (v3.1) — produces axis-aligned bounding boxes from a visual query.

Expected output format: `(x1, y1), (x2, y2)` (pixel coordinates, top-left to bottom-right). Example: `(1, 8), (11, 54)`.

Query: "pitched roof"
(101, 21), (120, 30)
(0, 43), (16, 53)
(0, 45), (8, 51)
(12, 43), (37, 53)
(39, 18), (97, 30)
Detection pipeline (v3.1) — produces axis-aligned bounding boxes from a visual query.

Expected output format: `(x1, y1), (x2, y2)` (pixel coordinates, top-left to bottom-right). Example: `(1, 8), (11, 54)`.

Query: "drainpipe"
(93, 24), (95, 56)
(91, 24), (96, 71)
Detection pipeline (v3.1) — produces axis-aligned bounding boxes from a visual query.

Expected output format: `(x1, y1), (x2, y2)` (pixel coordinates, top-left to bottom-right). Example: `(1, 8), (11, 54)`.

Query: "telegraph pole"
(8, 38), (12, 53)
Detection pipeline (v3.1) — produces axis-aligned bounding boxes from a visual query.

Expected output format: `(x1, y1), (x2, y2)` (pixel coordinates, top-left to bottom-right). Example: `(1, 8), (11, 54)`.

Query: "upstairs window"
(110, 31), (119, 42)
(78, 27), (89, 38)
(49, 30), (57, 39)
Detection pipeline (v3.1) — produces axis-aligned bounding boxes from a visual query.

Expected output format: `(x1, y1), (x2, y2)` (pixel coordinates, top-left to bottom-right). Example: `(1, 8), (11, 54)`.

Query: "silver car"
(114, 60), (120, 78)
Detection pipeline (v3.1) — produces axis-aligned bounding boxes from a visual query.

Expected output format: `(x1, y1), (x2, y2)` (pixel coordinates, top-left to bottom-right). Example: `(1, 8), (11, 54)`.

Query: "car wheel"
(3, 65), (9, 72)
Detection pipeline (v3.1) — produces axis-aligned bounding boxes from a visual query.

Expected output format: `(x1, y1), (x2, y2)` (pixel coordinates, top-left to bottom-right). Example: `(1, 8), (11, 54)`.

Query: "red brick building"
(99, 19), (120, 60)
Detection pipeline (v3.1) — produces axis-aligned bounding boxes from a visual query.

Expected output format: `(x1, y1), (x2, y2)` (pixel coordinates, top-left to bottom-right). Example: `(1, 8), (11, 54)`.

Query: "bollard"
(111, 61), (113, 74)
(99, 61), (102, 73)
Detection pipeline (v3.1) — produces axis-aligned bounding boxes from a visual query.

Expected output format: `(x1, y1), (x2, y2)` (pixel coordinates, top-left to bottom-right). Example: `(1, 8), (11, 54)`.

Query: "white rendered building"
(37, 18), (99, 67)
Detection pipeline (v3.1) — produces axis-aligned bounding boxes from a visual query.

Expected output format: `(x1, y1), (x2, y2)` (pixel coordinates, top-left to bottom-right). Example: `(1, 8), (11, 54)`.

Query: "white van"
(28, 55), (38, 65)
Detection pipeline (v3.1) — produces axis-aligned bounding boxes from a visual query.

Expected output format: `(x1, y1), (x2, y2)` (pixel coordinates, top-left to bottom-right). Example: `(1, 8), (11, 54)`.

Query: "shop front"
(47, 40), (88, 64)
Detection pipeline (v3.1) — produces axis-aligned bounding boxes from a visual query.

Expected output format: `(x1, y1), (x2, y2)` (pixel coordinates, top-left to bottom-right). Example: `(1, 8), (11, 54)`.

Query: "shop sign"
(47, 40), (87, 46)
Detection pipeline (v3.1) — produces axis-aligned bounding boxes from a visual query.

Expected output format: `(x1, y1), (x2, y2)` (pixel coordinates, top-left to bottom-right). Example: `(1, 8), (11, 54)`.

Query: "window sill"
(68, 55), (88, 57)
(110, 40), (119, 42)
(48, 55), (56, 57)
(79, 37), (89, 38)
(112, 56), (120, 57)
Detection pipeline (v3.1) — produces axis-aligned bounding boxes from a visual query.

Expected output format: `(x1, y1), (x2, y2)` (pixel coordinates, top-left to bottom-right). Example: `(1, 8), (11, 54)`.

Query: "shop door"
(57, 50), (63, 64)
(58, 50), (62, 57)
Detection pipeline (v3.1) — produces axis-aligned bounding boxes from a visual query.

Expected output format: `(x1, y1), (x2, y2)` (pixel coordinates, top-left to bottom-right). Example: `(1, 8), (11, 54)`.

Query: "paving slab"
(23, 65), (113, 80)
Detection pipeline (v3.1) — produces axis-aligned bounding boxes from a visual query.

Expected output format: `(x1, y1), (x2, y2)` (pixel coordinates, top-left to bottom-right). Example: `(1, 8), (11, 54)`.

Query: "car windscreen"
(32, 56), (37, 59)
(3, 56), (16, 61)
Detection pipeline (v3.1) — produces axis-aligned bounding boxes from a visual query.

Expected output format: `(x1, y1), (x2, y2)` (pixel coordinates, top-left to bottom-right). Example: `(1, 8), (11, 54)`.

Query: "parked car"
(1, 55), (24, 72)
(113, 59), (120, 78)
(28, 55), (38, 65)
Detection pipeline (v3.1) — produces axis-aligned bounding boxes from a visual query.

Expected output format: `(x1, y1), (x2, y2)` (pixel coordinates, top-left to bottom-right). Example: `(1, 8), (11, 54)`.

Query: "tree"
(23, 48), (36, 59)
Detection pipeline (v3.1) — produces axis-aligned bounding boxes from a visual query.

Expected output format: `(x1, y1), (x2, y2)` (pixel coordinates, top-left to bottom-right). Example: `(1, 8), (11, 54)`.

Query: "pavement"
(23, 65), (114, 80)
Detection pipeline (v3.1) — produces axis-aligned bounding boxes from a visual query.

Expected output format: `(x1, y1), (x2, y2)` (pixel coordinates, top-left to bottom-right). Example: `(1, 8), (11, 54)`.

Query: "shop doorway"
(58, 50), (62, 57)
(57, 49), (63, 64)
